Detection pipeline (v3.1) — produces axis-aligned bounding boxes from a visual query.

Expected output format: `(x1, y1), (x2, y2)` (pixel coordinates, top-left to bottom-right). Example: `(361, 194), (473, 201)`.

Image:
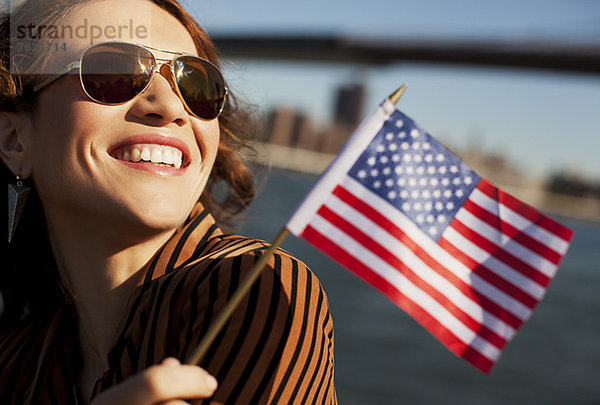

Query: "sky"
(181, 0), (600, 180)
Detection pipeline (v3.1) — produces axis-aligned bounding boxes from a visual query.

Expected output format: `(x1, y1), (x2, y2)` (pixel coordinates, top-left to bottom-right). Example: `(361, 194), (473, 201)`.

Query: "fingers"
(91, 357), (217, 405)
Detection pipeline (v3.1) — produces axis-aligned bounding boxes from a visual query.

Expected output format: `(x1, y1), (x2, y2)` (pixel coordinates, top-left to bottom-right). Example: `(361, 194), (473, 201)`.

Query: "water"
(238, 168), (600, 405)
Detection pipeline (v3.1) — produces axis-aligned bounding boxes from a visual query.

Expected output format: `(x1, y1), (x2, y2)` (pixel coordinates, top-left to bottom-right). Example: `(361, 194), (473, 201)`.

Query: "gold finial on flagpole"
(388, 84), (407, 105)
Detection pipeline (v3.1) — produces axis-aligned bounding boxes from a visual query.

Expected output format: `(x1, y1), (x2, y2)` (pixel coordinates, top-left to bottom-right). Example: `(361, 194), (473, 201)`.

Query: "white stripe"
(286, 100), (396, 235)
(455, 208), (558, 280)
(341, 176), (532, 322)
(309, 213), (502, 362)
(325, 193), (516, 341)
(443, 226), (546, 300)
(470, 189), (570, 255)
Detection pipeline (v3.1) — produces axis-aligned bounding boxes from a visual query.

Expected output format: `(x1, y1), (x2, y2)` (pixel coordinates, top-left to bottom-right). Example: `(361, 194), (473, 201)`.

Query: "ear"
(0, 111), (34, 179)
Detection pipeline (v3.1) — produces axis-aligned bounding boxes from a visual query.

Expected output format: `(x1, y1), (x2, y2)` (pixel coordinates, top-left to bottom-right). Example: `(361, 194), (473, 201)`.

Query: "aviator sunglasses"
(33, 41), (228, 120)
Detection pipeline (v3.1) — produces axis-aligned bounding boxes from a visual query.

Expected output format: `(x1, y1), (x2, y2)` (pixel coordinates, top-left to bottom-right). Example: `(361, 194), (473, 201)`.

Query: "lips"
(108, 134), (194, 173)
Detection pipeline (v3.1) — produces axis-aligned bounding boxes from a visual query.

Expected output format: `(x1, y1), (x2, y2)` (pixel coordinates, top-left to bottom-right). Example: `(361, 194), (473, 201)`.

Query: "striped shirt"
(0, 203), (337, 404)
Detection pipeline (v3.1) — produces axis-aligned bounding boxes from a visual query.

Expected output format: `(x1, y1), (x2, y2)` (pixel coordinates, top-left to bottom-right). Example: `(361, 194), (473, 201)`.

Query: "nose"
(127, 64), (189, 127)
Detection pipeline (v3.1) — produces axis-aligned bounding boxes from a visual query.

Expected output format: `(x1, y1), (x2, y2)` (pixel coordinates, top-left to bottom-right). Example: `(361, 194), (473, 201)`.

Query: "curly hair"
(0, 0), (257, 327)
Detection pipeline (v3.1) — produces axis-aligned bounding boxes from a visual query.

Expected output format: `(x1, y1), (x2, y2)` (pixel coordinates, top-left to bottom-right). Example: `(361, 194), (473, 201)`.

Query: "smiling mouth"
(110, 144), (184, 169)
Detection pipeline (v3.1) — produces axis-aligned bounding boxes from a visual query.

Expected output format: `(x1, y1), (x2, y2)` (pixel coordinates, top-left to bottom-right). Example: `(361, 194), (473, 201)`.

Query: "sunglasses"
(33, 42), (228, 120)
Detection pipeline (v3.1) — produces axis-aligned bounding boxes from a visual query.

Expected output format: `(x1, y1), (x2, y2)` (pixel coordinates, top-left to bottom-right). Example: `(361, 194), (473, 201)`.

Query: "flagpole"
(388, 84), (407, 105)
(186, 227), (290, 365)
(187, 84), (407, 366)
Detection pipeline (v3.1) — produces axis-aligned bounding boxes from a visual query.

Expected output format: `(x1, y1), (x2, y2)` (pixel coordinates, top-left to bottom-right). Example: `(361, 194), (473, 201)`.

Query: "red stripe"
(300, 224), (495, 374)
(476, 179), (573, 242)
(462, 198), (562, 265)
(437, 236), (538, 310)
(449, 218), (552, 287)
(316, 204), (508, 350)
(332, 185), (523, 330)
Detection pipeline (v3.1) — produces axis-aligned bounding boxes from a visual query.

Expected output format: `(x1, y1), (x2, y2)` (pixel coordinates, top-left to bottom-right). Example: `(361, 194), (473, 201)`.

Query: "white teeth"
(114, 143), (184, 169)
(140, 147), (151, 161)
(131, 148), (141, 162)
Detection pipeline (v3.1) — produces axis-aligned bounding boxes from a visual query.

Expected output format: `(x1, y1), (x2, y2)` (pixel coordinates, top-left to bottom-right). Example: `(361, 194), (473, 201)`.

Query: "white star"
(453, 177), (461, 186)
(388, 190), (397, 199)
(464, 176), (473, 185)
(441, 178), (450, 186)
(402, 202), (411, 211)
(433, 190), (442, 199)
(436, 154), (445, 162)
(427, 166), (436, 175)
(376, 145), (386, 153)
(414, 202), (423, 211)
(423, 142), (431, 150)
(400, 190), (409, 198)
(416, 214), (425, 224)
(422, 191), (431, 199)
(435, 202), (444, 211)
(396, 120), (404, 128)
(389, 143), (398, 151)
(438, 214), (447, 223)
(425, 154), (434, 163)
(358, 170), (367, 179)
(411, 190), (420, 199)
(450, 165), (459, 173)
(414, 154), (423, 163)
(412, 142), (421, 150)
(399, 131), (406, 139)
(438, 166), (447, 175)
(380, 156), (389, 164)
(455, 189), (464, 198)
(417, 167), (426, 176)
(430, 178), (439, 187)
(419, 177), (428, 186)
(403, 154), (412, 163)
(367, 157), (376, 166)
(373, 180), (382, 188)
(401, 142), (410, 150)
(405, 166), (414, 175)
(408, 178), (417, 187)
(424, 202), (433, 211)
(383, 167), (391, 176)
(392, 154), (401, 162)
(386, 132), (394, 141)
(446, 202), (455, 210)
(370, 169), (379, 177)
(428, 227), (438, 236)
(443, 189), (453, 198)
(385, 179), (394, 187)
(410, 129), (420, 138)
(395, 166), (404, 175)
(426, 215), (435, 223)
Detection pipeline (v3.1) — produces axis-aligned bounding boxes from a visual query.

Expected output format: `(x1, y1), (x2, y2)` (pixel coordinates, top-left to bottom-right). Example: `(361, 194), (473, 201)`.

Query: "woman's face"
(26, 0), (220, 238)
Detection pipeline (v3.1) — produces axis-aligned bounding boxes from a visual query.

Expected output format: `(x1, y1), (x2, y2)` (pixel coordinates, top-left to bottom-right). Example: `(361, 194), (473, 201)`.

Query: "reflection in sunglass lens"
(173, 56), (226, 120)
(81, 43), (154, 104)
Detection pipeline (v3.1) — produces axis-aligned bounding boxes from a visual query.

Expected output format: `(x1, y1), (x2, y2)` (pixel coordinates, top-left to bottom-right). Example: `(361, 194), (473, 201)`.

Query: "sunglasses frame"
(33, 41), (228, 121)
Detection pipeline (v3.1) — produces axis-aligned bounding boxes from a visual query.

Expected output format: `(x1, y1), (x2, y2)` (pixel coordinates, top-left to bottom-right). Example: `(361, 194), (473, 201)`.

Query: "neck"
(46, 211), (177, 365)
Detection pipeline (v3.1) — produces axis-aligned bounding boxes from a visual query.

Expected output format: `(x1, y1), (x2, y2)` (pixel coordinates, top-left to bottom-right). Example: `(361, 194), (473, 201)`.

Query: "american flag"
(286, 99), (573, 373)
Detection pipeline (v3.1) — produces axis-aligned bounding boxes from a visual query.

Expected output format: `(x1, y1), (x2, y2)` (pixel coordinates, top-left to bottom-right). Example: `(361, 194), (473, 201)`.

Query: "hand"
(90, 357), (218, 405)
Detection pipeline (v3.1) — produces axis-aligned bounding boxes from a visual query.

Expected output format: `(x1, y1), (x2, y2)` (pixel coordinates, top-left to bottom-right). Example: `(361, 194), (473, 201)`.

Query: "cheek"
(193, 119), (221, 169)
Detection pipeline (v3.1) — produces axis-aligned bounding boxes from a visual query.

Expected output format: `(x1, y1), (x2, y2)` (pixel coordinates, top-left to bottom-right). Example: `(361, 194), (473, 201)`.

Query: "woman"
(0, 0), (336, 403)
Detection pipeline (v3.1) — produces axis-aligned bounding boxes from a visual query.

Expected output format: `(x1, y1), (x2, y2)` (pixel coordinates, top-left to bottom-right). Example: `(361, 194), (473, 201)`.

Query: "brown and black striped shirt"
(0, 204), (337, 404)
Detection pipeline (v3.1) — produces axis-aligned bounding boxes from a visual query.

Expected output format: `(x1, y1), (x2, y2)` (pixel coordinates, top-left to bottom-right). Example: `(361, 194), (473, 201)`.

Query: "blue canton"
(348, 110), (481, 242)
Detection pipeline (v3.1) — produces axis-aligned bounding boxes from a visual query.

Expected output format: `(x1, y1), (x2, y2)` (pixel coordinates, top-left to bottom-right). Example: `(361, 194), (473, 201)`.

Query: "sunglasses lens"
(80, 43), (154, 104)
(173, 56), (226, 120)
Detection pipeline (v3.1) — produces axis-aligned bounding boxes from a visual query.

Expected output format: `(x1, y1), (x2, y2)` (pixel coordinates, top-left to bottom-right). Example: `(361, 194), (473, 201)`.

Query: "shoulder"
(173, 234), (337, 403)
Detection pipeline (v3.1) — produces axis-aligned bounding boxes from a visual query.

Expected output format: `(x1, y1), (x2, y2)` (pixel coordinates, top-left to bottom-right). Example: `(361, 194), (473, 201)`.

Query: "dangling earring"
(8, 174), (30, 243)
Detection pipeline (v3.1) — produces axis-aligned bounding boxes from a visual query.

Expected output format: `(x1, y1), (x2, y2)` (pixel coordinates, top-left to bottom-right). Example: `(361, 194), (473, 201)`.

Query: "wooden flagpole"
(186, 84), (407, 366)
